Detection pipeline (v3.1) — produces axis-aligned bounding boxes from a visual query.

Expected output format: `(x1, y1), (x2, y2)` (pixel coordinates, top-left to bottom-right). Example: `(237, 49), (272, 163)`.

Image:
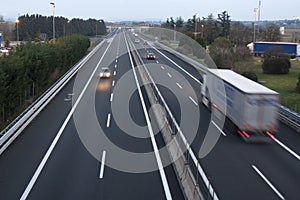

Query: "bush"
(296, 77), (300, 93)
(262, 47), (291, 74)
(209, 37), (235, 69)
(241, 71), (258, 82)
(0, 35), (90, 129)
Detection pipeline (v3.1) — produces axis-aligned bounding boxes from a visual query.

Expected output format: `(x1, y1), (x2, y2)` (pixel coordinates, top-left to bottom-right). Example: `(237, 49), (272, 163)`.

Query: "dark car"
(147, 52), (156, 60)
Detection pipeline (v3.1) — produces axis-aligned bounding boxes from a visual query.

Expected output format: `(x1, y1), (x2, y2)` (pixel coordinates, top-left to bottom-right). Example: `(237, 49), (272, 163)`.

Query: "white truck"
(201, 69), (279, 142)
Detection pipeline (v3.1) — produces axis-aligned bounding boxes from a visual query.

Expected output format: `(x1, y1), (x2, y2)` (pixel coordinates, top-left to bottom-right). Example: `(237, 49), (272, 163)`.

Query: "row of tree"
(162, 12), (283, 70)
(16, 14), (106, 41)
(0, 35), (90, 128)
(162, 12), (281, 47)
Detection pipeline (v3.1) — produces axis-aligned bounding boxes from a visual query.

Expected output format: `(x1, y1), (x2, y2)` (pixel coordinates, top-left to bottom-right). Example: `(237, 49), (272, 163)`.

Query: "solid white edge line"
(124, 33), (172, 200)
(112, 80), (115, 87)
(20, 36), (115, 200)
(252, 165), (285, 200)
(211, 120), (226, 137)
(189, 96), (198, 106)
(176, 82), (182, 89)
(273, 137), (300, 160)
(99, 150), (107, 179)
(110, 93), (114, 102)
(167, 73), (172, 78)
(106, 113), (111, 128)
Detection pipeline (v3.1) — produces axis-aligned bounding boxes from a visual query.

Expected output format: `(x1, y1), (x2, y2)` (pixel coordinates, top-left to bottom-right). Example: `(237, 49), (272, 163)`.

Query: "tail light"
(266, 131), (275, 138)
(237, 130), (250, 138)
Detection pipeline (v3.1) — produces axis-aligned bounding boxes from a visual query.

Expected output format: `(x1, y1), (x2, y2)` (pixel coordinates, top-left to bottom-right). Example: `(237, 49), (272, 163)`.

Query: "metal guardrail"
(278, 106), (300, 132)
(0, 38), (107, 154)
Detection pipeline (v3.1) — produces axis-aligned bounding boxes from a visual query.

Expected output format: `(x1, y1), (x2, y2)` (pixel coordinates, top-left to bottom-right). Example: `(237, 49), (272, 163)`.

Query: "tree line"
(161, 12), (282, 69)
(0, 35), (90, 129)
(16, 14), (106, 41)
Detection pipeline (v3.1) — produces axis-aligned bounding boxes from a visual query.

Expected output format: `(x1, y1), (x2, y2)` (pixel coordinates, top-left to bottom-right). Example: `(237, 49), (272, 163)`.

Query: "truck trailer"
(253, 42), (300, 58)
(201, 69), (279, 142)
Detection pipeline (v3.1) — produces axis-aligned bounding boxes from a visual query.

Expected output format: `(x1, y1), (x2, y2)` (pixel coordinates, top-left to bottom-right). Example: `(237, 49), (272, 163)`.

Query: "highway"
(133, 33), (300, 200)
(0, 30), (184, 200)
(0, 28), (299, 200)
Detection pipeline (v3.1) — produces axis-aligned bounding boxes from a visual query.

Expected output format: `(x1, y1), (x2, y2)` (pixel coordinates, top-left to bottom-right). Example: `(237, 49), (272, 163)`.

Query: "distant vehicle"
(147, 52), (156, 60)
(201, 69), (279, 142)
(253, 42), (300, 58)
(134, 39), (140, 43)
(99, 67), (111, 78)
(6, 46), (13, 51)
(0, 47), (9, 55)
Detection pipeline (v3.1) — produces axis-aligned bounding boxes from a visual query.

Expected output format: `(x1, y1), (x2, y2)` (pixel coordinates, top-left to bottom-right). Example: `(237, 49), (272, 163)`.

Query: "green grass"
(235, 58), (300, 112)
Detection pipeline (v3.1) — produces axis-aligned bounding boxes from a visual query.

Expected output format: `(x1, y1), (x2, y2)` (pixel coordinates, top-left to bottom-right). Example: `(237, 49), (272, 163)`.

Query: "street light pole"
(293, 16), (299, 42)
(16, 19), (19, 41)
(194, 13), (199, 40)
(64, 20), (70, 36)
(50, 2), (55, 43)
(96, 22), (98, 37)
(173, 24), (176, 42)
(253, 8), (258, 43)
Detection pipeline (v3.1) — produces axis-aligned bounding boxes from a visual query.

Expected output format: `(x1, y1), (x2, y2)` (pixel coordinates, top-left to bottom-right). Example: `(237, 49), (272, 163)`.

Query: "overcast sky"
(2, 0), (300, 22)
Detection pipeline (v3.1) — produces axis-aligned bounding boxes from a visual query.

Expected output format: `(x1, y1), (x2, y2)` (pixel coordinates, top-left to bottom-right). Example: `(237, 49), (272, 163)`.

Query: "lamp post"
(253, 8), (259, 43)
(194, 13), (199, 40)
(173, 24), (176, 42)
(293, 16), (299, 42)
(16, 19), (20, 41)
(50, 2), (55, 43)
(96, 21), (98, 37)
(64, 20), (70, 36)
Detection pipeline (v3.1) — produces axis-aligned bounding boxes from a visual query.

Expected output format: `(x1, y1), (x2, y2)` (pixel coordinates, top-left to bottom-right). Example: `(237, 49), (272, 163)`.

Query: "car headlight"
(100, 73), (104, 77)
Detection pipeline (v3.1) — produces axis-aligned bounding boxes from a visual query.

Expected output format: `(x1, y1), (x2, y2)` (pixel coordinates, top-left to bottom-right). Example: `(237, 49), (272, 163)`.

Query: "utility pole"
(257, 0), (261, 32)
(258, 0), (261, 22)
(293, 16), (299, 42)
(194, 13), (199, 40)
(50, 3), (55, 43)
(254, 8), (259, 43)
(16, 19), (20, 41)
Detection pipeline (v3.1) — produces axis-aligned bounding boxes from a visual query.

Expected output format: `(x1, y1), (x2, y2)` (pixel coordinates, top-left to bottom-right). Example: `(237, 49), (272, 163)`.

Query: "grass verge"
(235, 58), (300, 112)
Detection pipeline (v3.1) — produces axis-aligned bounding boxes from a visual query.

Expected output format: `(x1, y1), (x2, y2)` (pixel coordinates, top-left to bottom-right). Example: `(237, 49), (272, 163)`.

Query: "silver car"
(99, 67), (111, 78)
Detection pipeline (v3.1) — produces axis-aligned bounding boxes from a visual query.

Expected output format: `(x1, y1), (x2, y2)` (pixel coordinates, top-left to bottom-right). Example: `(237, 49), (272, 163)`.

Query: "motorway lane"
(0, 37), (113, 199)
(0, 78), (74, 200)
(9, 31), (184, 199)
(136, 37), (300, 199)
(148, 40), (300, 159)
(0, 35), (113, 199)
